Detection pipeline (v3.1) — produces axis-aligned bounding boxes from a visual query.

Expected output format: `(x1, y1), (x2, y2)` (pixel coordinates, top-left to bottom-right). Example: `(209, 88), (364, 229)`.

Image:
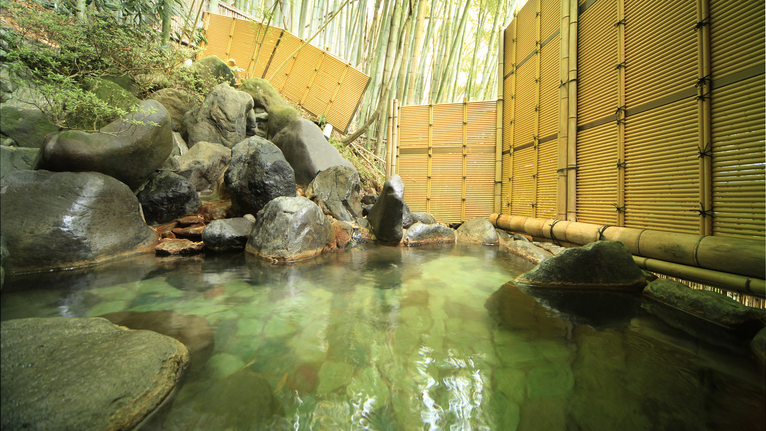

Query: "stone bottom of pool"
(1, 244), (764, 430)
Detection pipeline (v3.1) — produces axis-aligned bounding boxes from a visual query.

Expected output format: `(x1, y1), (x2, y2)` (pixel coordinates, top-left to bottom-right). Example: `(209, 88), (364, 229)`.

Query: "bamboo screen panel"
(577, 123), (617, 225)
(511, 146), (535, 217)
(396, 102), (497, 224)
(516, 1), (538, 61)
(537, 139), (558, 219)
(577, 0), (616, 126)
(624, 98), (700, 233)
(200, 13), (370, 133)
(709, 0), (765, 239)
(539, 36), (559, 139)
(501, 21), (516, 214)
(541, 0), (559, 40)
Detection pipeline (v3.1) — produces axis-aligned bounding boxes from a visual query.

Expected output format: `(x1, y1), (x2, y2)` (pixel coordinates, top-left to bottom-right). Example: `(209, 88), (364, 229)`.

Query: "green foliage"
(330, 136), (383, 192)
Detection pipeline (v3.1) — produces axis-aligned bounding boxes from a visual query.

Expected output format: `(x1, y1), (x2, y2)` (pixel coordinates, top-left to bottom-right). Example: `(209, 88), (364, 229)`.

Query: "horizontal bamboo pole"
(490, 213), (766, 296)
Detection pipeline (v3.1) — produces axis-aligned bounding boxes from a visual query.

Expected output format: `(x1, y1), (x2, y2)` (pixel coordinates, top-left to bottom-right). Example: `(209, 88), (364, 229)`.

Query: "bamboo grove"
(208, 0), (520, 156)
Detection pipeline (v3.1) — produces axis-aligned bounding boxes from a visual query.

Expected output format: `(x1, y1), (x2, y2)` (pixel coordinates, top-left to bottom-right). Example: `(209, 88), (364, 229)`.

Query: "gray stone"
(137, 171), (202, 225)
(99, 310), (214, 377)
(238, 77), (287, 111)
(34, 100), (173, 190)
(202, 217), (255, 252)
(0, 170), (157, 274)
(305, 165), (363, 222)
(0, 104), (58, 148)
(270, 118), (355, 186)
(245, 196), (334, 262)
(175, 141), (232, 193)
(402, 222), (456, 246)
(367, 175), (406, 246)
(189, 55), (237, 87)
(514, 241), (647, 291)
(533, 241), (567, 255)
(502, 238), (553, 264)
(457, 217), (500, 244)
(149, 88), (200, 130)
(644, 278), (765, 338)
(182, 83), (255, 149)
(410, 211), (437, 225)
(83, 77), (140, 113)
(172, 132), (189, 156)
(1, 317), (189, 431)
(225, 136), (296, 216)
(0, 145), (38, 178)
(361, 194), (377, 205)
(267, 104), (301, 139)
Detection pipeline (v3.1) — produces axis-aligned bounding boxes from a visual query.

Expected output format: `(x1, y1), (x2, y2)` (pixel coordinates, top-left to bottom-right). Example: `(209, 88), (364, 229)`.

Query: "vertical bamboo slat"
(427, 102), (433, 213)
(225, 16), (236, 58)
(567, 0), (578, 221)
(558, 0), (570, 220)
(462, 99), (468, 222)
(617, 0), (626, 226)
(532, 0), (542, 218)
(495, 34), (505, 214)
(697, 0), (712, 235)
(386, 98), (394, 177)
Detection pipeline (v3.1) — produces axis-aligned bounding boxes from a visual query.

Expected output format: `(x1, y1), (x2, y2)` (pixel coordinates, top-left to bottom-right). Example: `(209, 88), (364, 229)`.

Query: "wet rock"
(0, 234), (6, 288)
(156, 238), (204, 255)
(643, 278), (765, 352)
(175, 141), (231, 193)
(456, 217), (500, 244)
(515, 241), (646, 291)
(267, 104), (301, 139)
(270, 117), (355, 186)
(238, 77), (287, 111)
(367, 175), (406, 246)
(361, 193), (377, 205)
(752, 327), (766, 366)
(0, 104), (58, 148)
(182, 83), (254, 148)
(525, 288), (642, 329)
(99, 310), (214, 376)
(1, 317), (189, 431)
(496, 229), (511, 240)
(0, 145), (38, 178)
(202, 217), (255, 252)
(317, 360), (355, 395)
(246, 196), (334, 262)
(409, 211), (437, 225)
(534, 241), (567, 255)
(502, 239), (553, 264)
(189, 55), (237, 87)
(0, 170), (157, 274)
(403, 222), (456, 246)
(35, 100), (173, 190)
(137, 171), (201, 225)
(163, 369), (281, 430)
(149, 88), (200, 130)
(333, 220), (354, 249)
(305, 165), (362, 222)
(225, 136), (296, 216)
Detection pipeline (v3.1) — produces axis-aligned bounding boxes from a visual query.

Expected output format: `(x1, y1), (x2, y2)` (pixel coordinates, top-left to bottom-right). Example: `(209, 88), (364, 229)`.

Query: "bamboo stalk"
(557, 0), (569, 220)
(566, 0), (578, 221)
(495, 30), (505, 214)
(617, 0), (625, 226)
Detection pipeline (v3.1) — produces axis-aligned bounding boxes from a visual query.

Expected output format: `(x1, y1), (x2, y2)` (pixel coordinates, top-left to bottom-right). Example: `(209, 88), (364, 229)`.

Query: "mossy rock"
(0, 104), (58, 148)
(267, 104), (301, 139)
(83, 77), (140, 113)
(239, 77), (286, 111)
(190, 55), (236, 87)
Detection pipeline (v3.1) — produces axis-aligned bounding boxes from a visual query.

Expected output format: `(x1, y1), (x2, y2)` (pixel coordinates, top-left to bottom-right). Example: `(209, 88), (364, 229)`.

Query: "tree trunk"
(161, 0), (172, 47)
(395, 2), (414, 101)
(478, 0), (504, 100)
(465, 0), (487, 100)
(435, 0), (471, 102)
(406, 0), (427, 105)
(414, 0), (439, 104)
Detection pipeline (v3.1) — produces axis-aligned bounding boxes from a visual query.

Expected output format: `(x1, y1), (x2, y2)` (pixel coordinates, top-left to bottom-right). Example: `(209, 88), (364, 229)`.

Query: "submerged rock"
(457, 217), (500, 245)
(305, 165), (363, 222)
(270, 117), (355, 186)
(1, 317), (189, 431)
(403, 222), (456, 246)
(367, 175), (406, 246)
(34, 100), (173, 190)
(156, 238), (205, 256)
(202, 217), (255, 252)
(514, 240), (646, 291)
(501, 239), (553, 264)
(137, 171), (201, 225)
(225, 136), (296, 216)
(246, 196), (334, 262)
(0, 170), (157, 274)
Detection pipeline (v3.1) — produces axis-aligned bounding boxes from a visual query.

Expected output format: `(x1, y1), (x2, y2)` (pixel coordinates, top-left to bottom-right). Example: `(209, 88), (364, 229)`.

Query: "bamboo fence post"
(462, 97), (468, 222)
(557, 0), (570, 220)
(697, 0), (713, 235)
(532, 0), (541, 219)
(509, 15), (518, 214)
(392, 98), (399, 176)
(300, 52), (326, 107)
(617, 0), (626, 226)
(225, 16), (237, 59)
(495, 31), (505, 214)
(427, 100), (433, 213)
(386, 98), (394, 176)
(324, 64), (350, 117)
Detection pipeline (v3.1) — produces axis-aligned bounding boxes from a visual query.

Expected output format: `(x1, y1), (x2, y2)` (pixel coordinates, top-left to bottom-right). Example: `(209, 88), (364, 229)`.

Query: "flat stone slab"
(1, 317), (189, 431)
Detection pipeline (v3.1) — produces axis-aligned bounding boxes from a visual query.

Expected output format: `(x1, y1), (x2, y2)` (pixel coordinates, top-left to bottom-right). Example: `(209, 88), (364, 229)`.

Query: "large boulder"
(83, 77), (140, 113)
(137, 171), (202, 225)
(34, 100), (173, 190)
(367, 175), (406, 246)
(0, 170), (158, 274)
(225, 136), (296, 216)
(270, 117), (355, 186)
(643, 278), (765, 351)
(457, 217), (500, 245)
(409, 211), (437, 225)
(238, 77), (287, 111)
(245, 196), (334, 262)
(202, 217), (255, 252)
(305, 165), (363, 222)
(0, 104), (58, 148)
(99, 310), (214, 376)
(514, 240), (647, 291)
(0, 145), (38, 178)
(502, 239), (553, 264)
(266, 104), (301, 139)
(175, 141), (232, 193)
(149, 88), (200, 130)
(402, 222), (456, 246)
(1, 317), (189, 431)
(189, 55), (237, 87)
(182, 83), (254, 149)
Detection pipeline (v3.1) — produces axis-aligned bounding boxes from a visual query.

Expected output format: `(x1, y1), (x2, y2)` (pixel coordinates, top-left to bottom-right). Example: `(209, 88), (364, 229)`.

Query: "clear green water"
(2, 244), (764, 430)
